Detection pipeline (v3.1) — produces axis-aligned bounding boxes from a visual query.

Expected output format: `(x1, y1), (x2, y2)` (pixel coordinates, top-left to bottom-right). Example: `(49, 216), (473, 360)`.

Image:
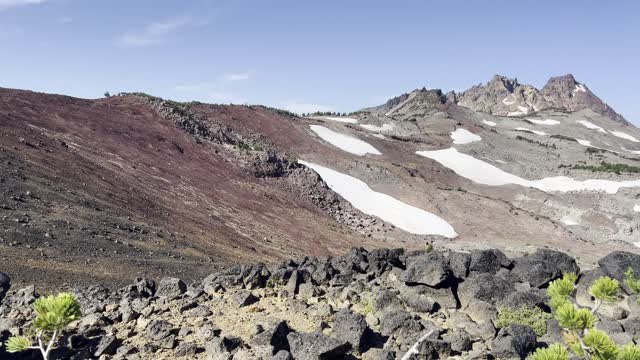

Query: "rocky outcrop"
(1, 247), (638, 359)
(456, 74), (630, 125)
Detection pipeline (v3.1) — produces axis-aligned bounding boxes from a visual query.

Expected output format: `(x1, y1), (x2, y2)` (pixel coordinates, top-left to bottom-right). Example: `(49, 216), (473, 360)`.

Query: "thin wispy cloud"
(224, 72), (252, 82)
(118, 16), (192, 48)
(0, 0), (46, 11)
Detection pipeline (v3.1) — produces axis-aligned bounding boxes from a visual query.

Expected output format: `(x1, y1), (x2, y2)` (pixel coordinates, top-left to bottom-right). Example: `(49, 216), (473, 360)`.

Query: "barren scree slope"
(1, 73), (639, 290)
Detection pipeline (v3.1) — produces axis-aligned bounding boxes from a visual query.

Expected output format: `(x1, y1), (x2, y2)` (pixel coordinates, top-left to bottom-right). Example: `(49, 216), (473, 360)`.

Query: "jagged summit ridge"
(456, 74), (629, 125)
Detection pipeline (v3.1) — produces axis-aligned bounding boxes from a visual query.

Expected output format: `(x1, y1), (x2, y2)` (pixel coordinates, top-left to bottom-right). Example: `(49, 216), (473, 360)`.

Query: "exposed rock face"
(1, 247), (637, 359)
(456, 74), (630, 125)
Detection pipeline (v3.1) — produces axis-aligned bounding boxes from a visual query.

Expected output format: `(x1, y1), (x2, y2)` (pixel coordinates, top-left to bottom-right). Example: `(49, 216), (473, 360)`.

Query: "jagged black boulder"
(0, 272), (10, 303)
(491, 324), (537, 359)
(510, 249), (579, 287)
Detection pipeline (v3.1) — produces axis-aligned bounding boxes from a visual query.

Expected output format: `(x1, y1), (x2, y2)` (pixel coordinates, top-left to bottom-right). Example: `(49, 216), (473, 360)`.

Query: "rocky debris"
(0, 272), (10, 303)
(401, 252), (450, 286)
(491, 324), (537, 359)
(598, 251), (640, 293)
(332, 309), (368, 353)
(287, 331), (351, 360)
(510, 249), (579, 287)
(1, 247), (639, 359)
(156, 277), (187, 299)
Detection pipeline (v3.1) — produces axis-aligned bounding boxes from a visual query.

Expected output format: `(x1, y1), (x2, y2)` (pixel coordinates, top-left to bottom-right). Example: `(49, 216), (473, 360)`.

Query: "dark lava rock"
(249, 320), (290, 353)
(491, 324), (537, 359)
(469, 249), (511, 275)
(401, 252), (450, 287)
(156, 277), (187, 299)
(333, 309), (368, 353)
(287, 331), (351, 360)
(458, 273), (515, 307)
(511, 249), (579, 287)
(598, 251), (640, 293)
(0, 272), (10, 303)
(145, 320), (174, 341)
(232, 289), (259, 307)
(93, 335), (119, 357)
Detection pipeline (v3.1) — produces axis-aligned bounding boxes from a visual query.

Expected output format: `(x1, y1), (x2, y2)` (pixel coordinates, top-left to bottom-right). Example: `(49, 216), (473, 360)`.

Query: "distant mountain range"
(1, 73), (639, 290)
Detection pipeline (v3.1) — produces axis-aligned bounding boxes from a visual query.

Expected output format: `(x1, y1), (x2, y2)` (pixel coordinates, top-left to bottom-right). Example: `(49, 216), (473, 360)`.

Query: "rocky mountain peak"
(488, 74), (520, 92)
(456, 74), (631, 125)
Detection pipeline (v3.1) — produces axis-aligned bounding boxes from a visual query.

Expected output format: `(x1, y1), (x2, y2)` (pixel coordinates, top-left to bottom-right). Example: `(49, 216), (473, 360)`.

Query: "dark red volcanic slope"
(0, 88), (375, 290)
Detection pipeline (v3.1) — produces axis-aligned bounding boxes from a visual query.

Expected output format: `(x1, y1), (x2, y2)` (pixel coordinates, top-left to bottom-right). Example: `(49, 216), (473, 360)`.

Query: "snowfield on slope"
(298, 160), (458, 238)
(360, 123), (395, 132)
(320, 116), (358, 124)
(451, 128), (481, 144)
(610, 131), (640, 143)
(527, 119), (561, 125)
(515, 128), (549, 136)
(310, 125), (381, 156)
(577, 120), (607, 133)
(416, 148), (640, 194)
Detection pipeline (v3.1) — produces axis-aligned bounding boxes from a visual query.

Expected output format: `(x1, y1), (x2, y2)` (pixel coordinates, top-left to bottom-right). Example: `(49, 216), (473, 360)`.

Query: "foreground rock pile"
(1, 247), (639, 359)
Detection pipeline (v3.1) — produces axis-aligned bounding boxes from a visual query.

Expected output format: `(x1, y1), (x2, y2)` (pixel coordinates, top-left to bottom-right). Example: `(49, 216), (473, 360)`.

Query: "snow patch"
(360, 123), (395, 132)
(577, 139), (593, 147)
(507, 111), (524, 117)
(634, 205), (640, 212)
(372, 134), (386, 139)
(502, 97), (516, 106)
(321, 116), (358, 124)
(298, 161), (458, 238)
(450, 128), (481, 145)
(482, 120), (497, 127)
(527, 118), (561, 125)
(622, 147), (640, 155)
(573, 84), (587, 94)
(515, 128), (549, 136)
(310, 125), (381, 156)
(416, 147), (640, 194)
(560, 216), (580, 226)
(517, 106), (530, 114)
(576, 120), (607, 133)
(610, 131), (640, 143)
(635, 242), (640, 249)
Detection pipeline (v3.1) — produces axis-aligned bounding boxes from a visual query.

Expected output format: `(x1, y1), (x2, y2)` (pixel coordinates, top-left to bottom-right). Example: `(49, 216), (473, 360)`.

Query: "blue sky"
(1, 0), (639, 123)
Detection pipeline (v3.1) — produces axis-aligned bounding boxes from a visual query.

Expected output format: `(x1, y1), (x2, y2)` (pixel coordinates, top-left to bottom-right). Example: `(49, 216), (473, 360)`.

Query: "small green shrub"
(590, 277), (620, 303)
(4, 292), (82, 360)
(530, 343), (570, 360)
(624, 267), (640, 294)
(496, 305), (551, 336)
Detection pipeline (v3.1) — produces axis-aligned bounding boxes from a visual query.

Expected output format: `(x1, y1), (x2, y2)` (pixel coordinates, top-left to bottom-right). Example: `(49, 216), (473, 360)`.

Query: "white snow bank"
(482, 120), (497, 127)
(416, 147), (640, 194)
(321, 116), (358, 124)
(635, 242), (640, 249)
(634, 205), (640, 212)
(517, 106), (530, 114)
(502, 97), (516, 106)
(560, 216), (580, 226)
(577, 120), (607, 133)
(515, 128), (549, 136)
(451, 128), (481, 144)
(360, 123), (395, 132)
(298, 160), (458, 238)
(610, 131), (640, 143)
(527, 119), (561, 125)
(577, 139), (593, 147)
(573, 84), (587, 94)
(622, 147), (640, 155)
(310, 125), (381, 156)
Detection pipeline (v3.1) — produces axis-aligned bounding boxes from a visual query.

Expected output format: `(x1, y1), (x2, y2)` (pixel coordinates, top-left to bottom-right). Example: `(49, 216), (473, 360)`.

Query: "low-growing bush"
(497, 305), (551, 336)
(5, 292), (82, 360)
